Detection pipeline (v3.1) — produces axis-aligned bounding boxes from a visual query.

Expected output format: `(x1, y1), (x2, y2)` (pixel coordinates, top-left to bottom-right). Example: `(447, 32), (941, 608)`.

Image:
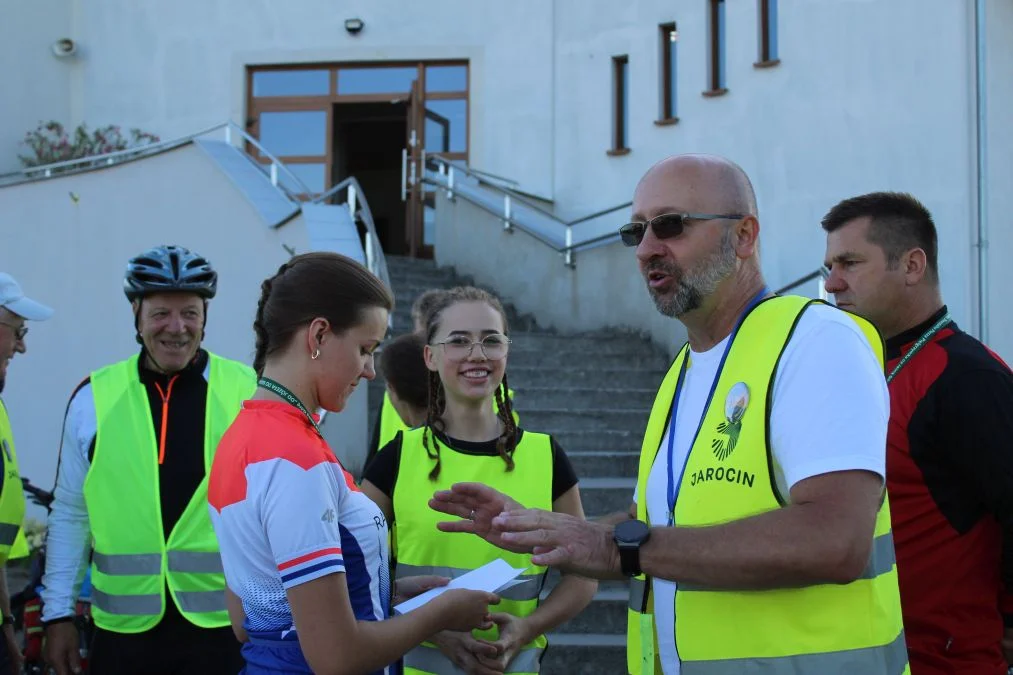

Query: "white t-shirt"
(636, 303), (890, 674)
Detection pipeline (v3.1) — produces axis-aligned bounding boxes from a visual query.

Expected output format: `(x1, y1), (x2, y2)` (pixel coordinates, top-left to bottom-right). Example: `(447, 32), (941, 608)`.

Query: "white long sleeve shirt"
(41, 359), (214, 622)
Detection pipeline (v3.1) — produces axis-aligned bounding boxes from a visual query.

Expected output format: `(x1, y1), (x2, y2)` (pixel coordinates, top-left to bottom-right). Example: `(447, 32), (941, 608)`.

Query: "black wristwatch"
(613, 519), (651, 577)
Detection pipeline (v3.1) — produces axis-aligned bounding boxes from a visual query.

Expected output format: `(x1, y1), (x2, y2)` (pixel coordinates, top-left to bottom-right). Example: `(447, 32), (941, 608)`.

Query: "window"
(610, 55), (630, 155)
(658, 23), (679, 124)
(757, 0), (780, 66)
(246, 61), (471, 200)
(705, 0), (727, 96)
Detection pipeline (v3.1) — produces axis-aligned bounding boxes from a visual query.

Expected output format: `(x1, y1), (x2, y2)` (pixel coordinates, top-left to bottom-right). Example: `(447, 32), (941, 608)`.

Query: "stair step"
(554, 588), (628, 635)
(545, 429), (643, 454)
(578, 477), (636, 517)
(567, 451), (640, 479)
(543, 633), (627, 675)
(508, 366), (667, 389)
(520, 409), (650, 433)
(386, 269), (459, 288)
(513, 386), (657, 409)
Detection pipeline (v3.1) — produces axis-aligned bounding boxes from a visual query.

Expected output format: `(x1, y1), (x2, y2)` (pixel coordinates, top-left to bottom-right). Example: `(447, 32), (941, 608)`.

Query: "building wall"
(551, 0), (979, 336)
(0, 0), (74, 173)
(7, 0), (557, 197)
(0, 145), (312, 511)
(2, 0), (1011, 358)
(982, 0), (1013, 353)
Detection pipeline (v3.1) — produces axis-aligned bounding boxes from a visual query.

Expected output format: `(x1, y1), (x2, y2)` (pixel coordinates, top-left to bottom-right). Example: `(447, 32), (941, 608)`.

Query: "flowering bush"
(18, 120), (160, 169)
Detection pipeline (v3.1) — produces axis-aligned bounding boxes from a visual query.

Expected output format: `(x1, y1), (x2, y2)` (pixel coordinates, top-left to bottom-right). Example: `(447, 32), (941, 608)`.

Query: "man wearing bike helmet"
(41, 246), (256, 675)
(0, 272), (52, 674)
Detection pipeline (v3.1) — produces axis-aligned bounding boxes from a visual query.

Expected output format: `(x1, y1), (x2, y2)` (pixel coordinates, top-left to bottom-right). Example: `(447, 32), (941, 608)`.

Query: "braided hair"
(252, 253), (394, 377)
(422, 286), (519, 480)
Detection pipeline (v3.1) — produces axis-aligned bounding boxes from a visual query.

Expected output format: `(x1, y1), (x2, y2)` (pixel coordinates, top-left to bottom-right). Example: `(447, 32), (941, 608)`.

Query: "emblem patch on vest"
(712, 382), (749, 461)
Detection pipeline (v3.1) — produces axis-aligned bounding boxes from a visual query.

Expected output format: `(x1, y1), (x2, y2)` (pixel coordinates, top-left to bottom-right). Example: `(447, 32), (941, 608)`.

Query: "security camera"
(51, 38), (77, 58)
(344, 18), (364, 35)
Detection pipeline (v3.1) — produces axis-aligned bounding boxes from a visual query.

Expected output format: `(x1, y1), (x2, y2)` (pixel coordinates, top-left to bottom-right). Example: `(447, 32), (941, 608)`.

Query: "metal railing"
(0, 121), (313, 199)
(423, 155), (631, 268)
(1, 121), (391, 308)
(775, 266), (829, 299)
(310, 177), (392, 313)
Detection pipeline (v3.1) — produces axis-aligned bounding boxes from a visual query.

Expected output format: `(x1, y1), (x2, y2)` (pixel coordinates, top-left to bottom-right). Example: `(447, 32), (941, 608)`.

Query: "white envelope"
(393, 558), (528, 615)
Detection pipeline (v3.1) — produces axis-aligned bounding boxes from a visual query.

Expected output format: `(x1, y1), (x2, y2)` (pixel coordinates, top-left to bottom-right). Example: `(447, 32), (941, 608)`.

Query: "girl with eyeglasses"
(362, 286), (596, 675)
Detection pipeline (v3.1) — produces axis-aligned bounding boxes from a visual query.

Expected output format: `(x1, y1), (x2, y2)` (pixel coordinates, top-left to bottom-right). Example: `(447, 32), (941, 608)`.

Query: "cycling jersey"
(209, 400), (392, 675)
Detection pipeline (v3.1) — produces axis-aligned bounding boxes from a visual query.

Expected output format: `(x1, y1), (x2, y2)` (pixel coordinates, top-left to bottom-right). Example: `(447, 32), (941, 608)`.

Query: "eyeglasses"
(432, 334), (512, 361)
(619, 212), (745, 247)
(0, 321), (27, 340)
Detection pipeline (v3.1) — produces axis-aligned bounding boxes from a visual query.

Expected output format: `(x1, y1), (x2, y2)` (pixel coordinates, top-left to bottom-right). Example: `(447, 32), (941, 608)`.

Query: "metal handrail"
(427, 156), (560, 221)
(424, 155), (632, 267)
(310, 176), (393, 322)
(775, 266), (829, 299)
(0, 121), (314, 198)
(0, 122), (229, 181)
(1, 120), (390, 308)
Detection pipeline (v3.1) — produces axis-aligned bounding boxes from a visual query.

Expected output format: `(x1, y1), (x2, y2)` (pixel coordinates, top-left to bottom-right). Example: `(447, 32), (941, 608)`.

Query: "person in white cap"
(0, 271), (53, 674)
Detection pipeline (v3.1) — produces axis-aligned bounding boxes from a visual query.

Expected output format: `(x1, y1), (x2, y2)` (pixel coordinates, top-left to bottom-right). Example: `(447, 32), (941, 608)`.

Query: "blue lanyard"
(666, 288), (770, 526)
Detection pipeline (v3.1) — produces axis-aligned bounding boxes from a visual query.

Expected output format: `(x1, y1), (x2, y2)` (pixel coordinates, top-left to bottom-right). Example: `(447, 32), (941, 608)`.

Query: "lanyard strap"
(257, 377), (321, 435)
(666, 287), (770, 526)
(886, 313), (951, 383)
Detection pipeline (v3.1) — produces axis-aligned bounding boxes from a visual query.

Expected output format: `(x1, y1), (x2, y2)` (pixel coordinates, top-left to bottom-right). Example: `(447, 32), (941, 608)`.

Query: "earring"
(311, 348), (320, 360)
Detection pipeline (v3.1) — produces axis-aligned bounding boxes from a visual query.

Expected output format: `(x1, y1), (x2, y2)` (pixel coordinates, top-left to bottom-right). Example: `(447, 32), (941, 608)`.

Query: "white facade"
(1, 0), (1011, 497)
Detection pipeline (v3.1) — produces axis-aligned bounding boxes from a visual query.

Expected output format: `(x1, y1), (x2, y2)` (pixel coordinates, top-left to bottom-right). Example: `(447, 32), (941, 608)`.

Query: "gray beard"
(647, 228), (737, 318)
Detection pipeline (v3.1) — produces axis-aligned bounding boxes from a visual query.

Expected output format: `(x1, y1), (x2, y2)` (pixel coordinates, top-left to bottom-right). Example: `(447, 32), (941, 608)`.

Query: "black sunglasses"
(619, 212), (745, 247)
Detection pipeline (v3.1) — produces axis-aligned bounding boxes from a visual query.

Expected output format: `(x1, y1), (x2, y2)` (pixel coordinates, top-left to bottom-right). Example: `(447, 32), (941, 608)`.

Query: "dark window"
(757, 0), (780, 65)
(706, 0), (727, 95)
(611, 55), (630, 153)
(659, 23), (679, 122)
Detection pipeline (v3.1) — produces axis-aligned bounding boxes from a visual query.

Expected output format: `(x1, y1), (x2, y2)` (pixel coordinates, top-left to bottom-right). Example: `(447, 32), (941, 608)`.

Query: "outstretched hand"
(429, 483), (531, 554)
(492, 509), (622, 579)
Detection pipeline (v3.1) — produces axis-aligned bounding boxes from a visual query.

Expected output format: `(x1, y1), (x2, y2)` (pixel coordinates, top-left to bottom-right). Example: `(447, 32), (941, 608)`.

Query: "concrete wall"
(551, 0), (980, 341)
(0, 144), (324, 514)
(0, 0), (74, 173)
(434, 191), (688, 356)
(3, 0), (1012, 362)
(1, 0), (557, 196)
(981, 0), (1013, 354)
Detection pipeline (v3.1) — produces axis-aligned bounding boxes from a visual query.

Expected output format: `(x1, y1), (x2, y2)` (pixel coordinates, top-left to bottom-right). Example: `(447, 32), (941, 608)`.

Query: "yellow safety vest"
(627, 295), (909, 675)
(0, 399), (28, 562)
(378, 388), (521, 452)
(393, 427), (552, 674)
(83, 352), (256, 633)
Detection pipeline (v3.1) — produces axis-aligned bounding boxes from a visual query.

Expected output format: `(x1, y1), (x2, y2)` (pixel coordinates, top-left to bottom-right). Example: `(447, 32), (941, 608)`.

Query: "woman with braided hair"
(208, 255), (500, 675)
(362, 286), (596, 675)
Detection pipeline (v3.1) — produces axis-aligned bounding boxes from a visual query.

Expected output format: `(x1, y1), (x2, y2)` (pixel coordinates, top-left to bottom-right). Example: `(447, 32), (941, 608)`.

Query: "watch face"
(615, 519), (649, 544)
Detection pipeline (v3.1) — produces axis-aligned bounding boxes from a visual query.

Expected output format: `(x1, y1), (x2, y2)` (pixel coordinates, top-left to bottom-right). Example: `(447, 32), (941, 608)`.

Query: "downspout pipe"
(974, 0), (989, 342)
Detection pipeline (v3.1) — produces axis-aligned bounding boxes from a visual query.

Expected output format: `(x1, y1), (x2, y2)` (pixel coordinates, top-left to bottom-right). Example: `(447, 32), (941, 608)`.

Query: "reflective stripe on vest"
(393, 427), (551, 675)
(0, 399), (26, 561)
(405, 644), (544, 674)
(85, 352), (256, 633)
(626, 296), (909, 675)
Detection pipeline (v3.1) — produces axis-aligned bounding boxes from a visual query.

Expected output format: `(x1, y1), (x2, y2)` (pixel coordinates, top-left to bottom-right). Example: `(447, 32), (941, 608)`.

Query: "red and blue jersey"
(209, 400), (392, 674)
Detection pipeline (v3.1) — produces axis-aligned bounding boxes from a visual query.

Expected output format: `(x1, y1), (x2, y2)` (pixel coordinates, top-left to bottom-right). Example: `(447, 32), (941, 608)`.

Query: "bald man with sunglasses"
(430, 154), (908, 674)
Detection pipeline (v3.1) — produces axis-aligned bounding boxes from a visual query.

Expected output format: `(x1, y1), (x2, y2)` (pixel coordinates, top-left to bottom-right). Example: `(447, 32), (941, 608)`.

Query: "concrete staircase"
(372, 255), (672, 674)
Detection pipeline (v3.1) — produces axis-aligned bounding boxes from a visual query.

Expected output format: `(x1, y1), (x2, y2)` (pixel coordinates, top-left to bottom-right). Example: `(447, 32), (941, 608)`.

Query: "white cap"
(0, 273), (54, 321)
